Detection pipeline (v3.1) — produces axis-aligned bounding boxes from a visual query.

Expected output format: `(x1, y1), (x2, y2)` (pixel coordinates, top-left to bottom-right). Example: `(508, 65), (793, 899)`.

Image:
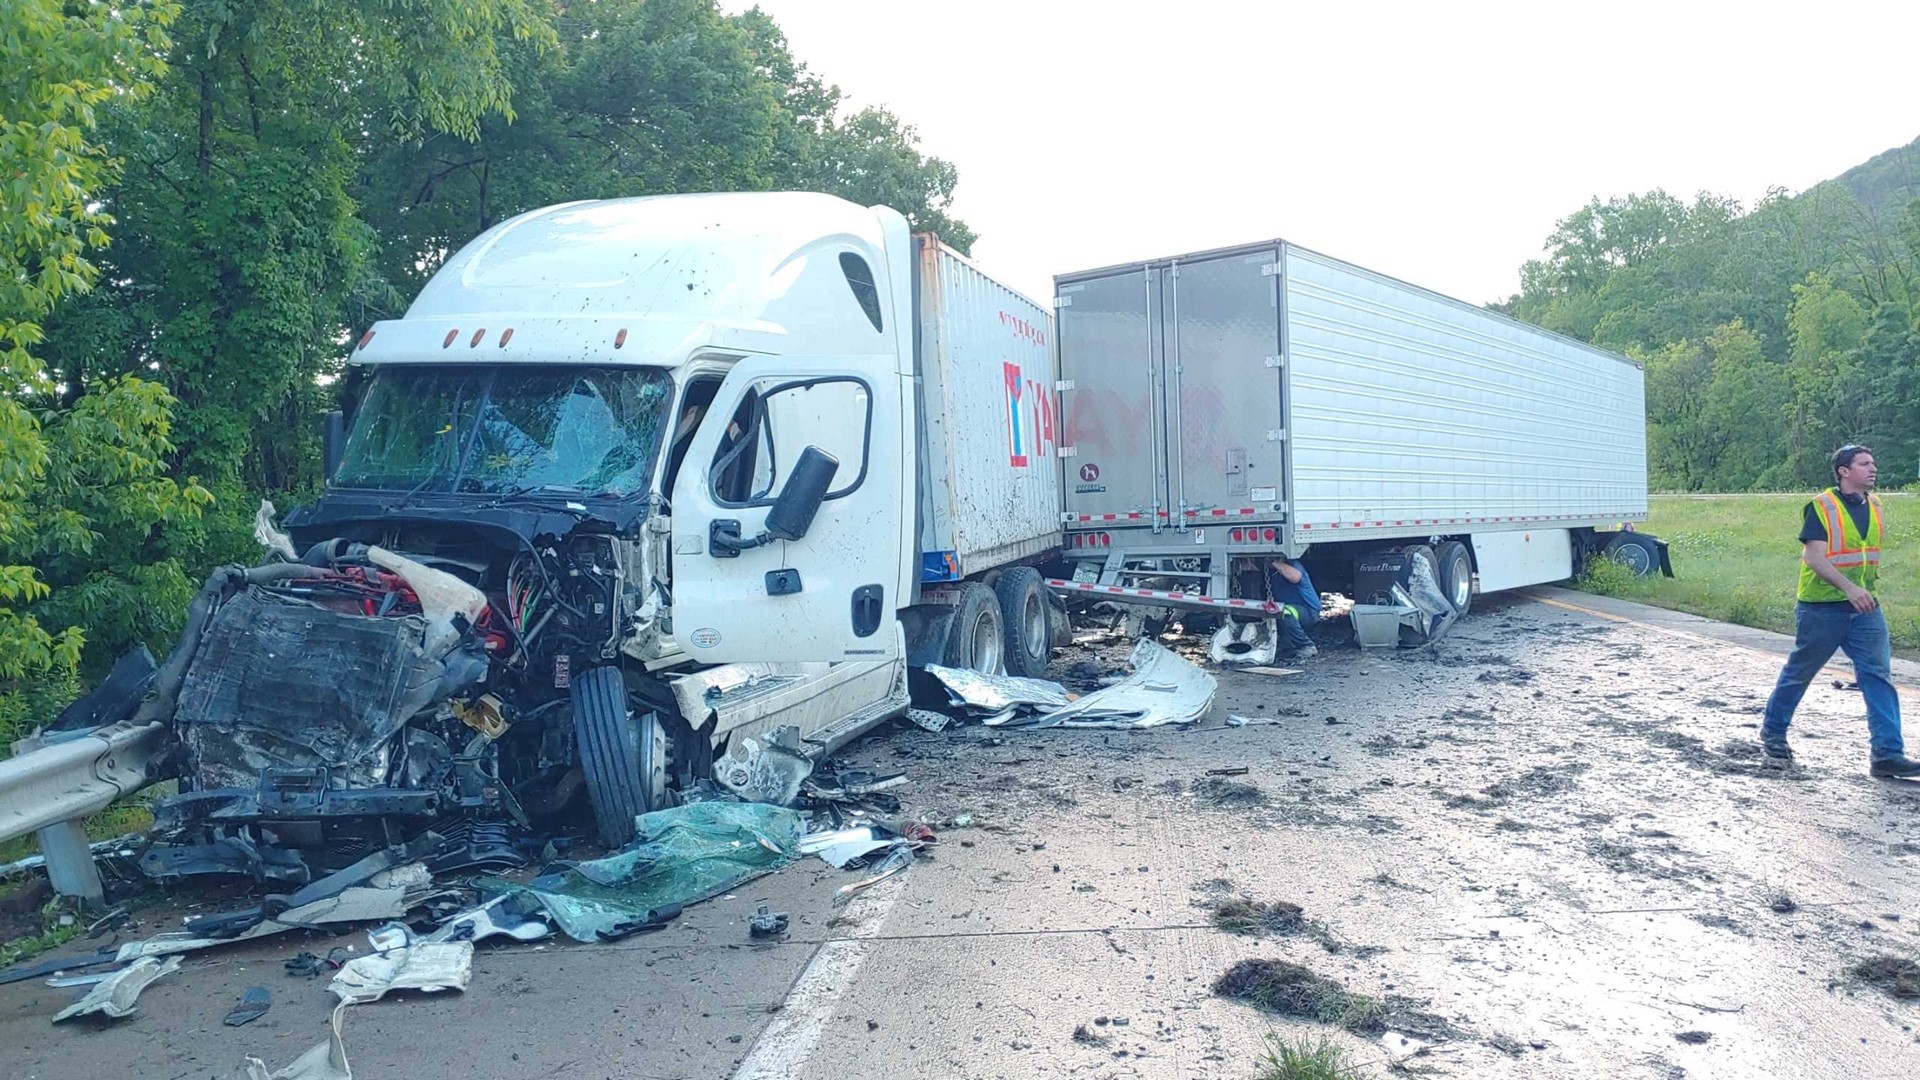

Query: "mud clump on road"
(1674, 1030), (1713, 1045)
(1212, 959), (1456, 1039)
(1207, 897), (1307, 936)
(1193, 776), (1267, 807)
(1848, 955), (1920, 1000)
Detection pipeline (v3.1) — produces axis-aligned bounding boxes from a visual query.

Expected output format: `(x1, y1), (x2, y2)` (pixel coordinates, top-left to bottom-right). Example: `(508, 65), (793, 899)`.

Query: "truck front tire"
(943, 581), (1005, 674)
(994, 567), (1052, 678)
(573, 664), (667, 847)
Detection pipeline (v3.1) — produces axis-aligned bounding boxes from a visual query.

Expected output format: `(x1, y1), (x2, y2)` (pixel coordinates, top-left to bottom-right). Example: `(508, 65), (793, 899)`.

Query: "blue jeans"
(1280, 604), (1319, 653)
(1761, 602), (1904, 761)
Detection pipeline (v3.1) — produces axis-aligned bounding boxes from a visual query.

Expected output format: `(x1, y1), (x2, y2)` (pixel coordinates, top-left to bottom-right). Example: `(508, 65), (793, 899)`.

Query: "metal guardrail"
(1, 721), (167, 903)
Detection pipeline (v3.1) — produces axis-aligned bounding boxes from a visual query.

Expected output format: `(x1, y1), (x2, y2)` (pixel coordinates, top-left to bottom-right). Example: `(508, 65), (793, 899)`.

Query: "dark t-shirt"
(1266, 560), (1322, 616)
(1798, 491), (1872, 544)
(1798, 490), (1875, 604)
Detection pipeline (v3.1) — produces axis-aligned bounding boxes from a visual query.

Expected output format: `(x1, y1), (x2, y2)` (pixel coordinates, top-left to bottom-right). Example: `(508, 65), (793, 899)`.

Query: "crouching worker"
(1266, 556), (1322, 660)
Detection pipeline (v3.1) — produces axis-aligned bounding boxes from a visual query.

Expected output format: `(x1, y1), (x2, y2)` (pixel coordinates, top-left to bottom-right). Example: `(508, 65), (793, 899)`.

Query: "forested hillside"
(1, 0), (973, 738)
(1498, 137), (1920, 493)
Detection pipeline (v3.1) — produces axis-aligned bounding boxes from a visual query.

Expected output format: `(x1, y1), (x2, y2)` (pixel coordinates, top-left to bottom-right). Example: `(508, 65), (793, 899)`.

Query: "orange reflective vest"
(1798, 487), (1883, 601)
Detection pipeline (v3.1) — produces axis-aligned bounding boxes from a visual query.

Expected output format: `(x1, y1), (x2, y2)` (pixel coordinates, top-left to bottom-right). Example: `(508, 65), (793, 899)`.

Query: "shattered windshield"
(335, 365), (673, 496)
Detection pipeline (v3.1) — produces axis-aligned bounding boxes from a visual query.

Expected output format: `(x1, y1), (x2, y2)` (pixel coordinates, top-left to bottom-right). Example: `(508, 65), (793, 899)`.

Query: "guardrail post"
(36, 818), (104, 907)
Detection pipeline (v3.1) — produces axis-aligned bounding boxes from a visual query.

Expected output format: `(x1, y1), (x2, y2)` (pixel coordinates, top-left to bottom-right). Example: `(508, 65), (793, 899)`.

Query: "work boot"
(1761, 739), (1793, 766)
(1293, 645), (1319, 661)
(1868, 756), (1920, 778)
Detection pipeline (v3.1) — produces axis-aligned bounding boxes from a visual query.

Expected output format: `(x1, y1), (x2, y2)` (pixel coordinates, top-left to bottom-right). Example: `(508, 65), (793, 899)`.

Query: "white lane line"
(732, 876), (907, 1079)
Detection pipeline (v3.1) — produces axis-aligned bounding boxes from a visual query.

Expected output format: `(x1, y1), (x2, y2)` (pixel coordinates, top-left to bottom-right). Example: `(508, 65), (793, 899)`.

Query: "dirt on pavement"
(3, 591), (1918, 1079)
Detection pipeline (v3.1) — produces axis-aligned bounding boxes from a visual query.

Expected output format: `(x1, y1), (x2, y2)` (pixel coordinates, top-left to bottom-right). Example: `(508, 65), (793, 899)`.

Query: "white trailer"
(1048, 238), (1664, 627)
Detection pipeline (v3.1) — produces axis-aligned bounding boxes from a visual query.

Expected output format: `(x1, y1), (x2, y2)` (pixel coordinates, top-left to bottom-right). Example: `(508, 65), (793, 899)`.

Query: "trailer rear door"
(1166, 248), (1286, 523)
(1056, 249), (1287, 531)
(1054, 269), (1166, 527)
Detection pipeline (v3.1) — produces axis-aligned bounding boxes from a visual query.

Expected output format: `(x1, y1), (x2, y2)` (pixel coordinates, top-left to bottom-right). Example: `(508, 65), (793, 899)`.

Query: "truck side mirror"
(322, 410), (346, 481)
(765, 446), (839, 541)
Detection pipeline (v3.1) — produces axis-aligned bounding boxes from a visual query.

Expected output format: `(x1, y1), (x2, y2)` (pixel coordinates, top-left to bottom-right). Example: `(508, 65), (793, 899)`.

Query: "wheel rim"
(1021, 591), (1048, 658)
(1611, 543), (1652, 575)
(1449, 555), (1471, 609)
(971, 610), (1004, 673)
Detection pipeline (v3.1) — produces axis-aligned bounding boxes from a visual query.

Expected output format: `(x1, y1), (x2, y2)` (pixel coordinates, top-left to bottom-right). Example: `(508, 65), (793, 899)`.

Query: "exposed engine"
(136, 517), (688, 884)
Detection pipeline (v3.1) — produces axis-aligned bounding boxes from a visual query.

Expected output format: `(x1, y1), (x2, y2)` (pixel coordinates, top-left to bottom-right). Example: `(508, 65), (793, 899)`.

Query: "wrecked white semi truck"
(104, 193), (1066, 877)
(1047, 238), (1664, 638)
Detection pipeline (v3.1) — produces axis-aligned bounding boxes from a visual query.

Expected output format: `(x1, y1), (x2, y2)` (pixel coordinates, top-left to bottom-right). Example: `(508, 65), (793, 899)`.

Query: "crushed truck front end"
(130, 192), (930, 879)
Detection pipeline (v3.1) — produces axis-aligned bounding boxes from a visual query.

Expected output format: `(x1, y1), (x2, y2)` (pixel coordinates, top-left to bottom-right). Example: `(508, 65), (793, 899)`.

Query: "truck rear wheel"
(572, 664), (668, 847)
(1604, 532), (1661, 577)
(994, 566), (1052, 678)
(1435, 541), (1473, 615)
(944, 581), (1005, 674)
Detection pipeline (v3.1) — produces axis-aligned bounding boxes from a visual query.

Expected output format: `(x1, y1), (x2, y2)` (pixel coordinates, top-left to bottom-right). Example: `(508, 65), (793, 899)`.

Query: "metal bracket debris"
(52, 955), (181, 1023)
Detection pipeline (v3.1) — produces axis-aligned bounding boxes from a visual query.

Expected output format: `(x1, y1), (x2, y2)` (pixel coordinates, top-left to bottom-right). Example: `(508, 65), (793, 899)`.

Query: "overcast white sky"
(725, 1), (1920, 307)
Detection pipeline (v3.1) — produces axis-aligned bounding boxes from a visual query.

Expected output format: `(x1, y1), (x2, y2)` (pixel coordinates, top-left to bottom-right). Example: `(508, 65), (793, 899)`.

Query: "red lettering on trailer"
(999, 310), (1047, 348)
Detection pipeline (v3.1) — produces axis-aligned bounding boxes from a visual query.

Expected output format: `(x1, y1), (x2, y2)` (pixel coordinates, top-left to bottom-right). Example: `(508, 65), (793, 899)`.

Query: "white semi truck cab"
(132, 193), (1061, 874)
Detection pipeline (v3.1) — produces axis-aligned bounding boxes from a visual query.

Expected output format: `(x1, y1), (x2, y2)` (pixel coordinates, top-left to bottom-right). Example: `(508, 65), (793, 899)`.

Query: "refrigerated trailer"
(1048, 238), (1665, 623)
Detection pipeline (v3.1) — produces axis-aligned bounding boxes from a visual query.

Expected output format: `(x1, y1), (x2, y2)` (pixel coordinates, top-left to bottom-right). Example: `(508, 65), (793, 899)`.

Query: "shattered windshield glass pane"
(335, 366), (673, 496)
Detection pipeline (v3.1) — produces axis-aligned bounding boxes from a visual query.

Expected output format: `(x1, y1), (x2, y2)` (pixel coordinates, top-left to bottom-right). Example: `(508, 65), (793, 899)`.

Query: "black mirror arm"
(710, 520), (774, 556)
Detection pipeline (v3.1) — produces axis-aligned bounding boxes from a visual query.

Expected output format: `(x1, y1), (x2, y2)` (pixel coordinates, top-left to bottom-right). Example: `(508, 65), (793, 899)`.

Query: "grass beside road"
(1576, 493), (1920, 657)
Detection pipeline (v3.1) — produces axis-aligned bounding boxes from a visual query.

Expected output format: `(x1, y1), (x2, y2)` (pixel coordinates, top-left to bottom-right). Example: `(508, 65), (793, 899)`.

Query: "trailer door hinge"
(1260, 262), (1283, 276)
(1055, 379), (1075, 391)
(1051, 295), (1073, 309)
(1265, 429), (1286, 442)
(1264, 355), (1284, 369)
(1059, 446), (1078, 458)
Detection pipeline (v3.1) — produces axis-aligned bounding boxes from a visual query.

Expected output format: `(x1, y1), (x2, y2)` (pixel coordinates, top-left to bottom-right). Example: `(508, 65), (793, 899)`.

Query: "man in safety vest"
(1760, 445), (1920, 777)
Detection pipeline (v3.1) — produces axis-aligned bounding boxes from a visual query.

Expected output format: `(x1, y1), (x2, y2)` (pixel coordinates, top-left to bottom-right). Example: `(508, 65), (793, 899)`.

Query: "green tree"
(39, 0), (553, 568)
(357, 0), (978, 306)
(799, 107), (976, 251)
(1642, 339), (1715, 491)
(0, 1), (198, 742)
(1699, 321), (1790, 491)
(1784, 273), (1869, 484)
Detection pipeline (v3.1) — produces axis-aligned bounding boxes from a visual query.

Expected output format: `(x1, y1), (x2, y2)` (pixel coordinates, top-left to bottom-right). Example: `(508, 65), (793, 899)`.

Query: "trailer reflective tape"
(1296, 512), (1648, 532)
(1044, 579), (1280, 614)
(1183, 508), (1261, 518)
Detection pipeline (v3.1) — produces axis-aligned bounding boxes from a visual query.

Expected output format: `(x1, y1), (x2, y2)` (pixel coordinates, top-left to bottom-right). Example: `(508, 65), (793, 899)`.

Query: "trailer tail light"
(1264, 528), (1278, 542)
(498, 327), (514, 347)
(614, 328), (628, 349)
(1231, 528), (1243, 542)
(356, 329), (375, 350)
(469, 328), (487, 348)
(442, 329), (458, 348)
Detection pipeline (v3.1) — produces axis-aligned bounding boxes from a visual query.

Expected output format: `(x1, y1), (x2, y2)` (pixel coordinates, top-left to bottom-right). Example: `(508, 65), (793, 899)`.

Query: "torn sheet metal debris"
(246, 1002), (351, 1080)
(51, 955), (181, 1023)
(834, 845), (913, 904)
(329, 925), (472, 1004)
(714, 735), (814, 805)
(1023, 640), (1215, 729)
(1208, 619), (1279, 665)
(799, 826), (896, 869)
(424, 893), (550, 944)
(490, 801), (802, 942)
(922, 665), (1072, 722)
(904, 708), (953, 732)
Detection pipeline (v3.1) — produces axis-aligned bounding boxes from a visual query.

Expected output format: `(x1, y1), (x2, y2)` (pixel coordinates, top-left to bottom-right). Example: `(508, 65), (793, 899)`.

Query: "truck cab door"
(669, 355), (906, 663)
